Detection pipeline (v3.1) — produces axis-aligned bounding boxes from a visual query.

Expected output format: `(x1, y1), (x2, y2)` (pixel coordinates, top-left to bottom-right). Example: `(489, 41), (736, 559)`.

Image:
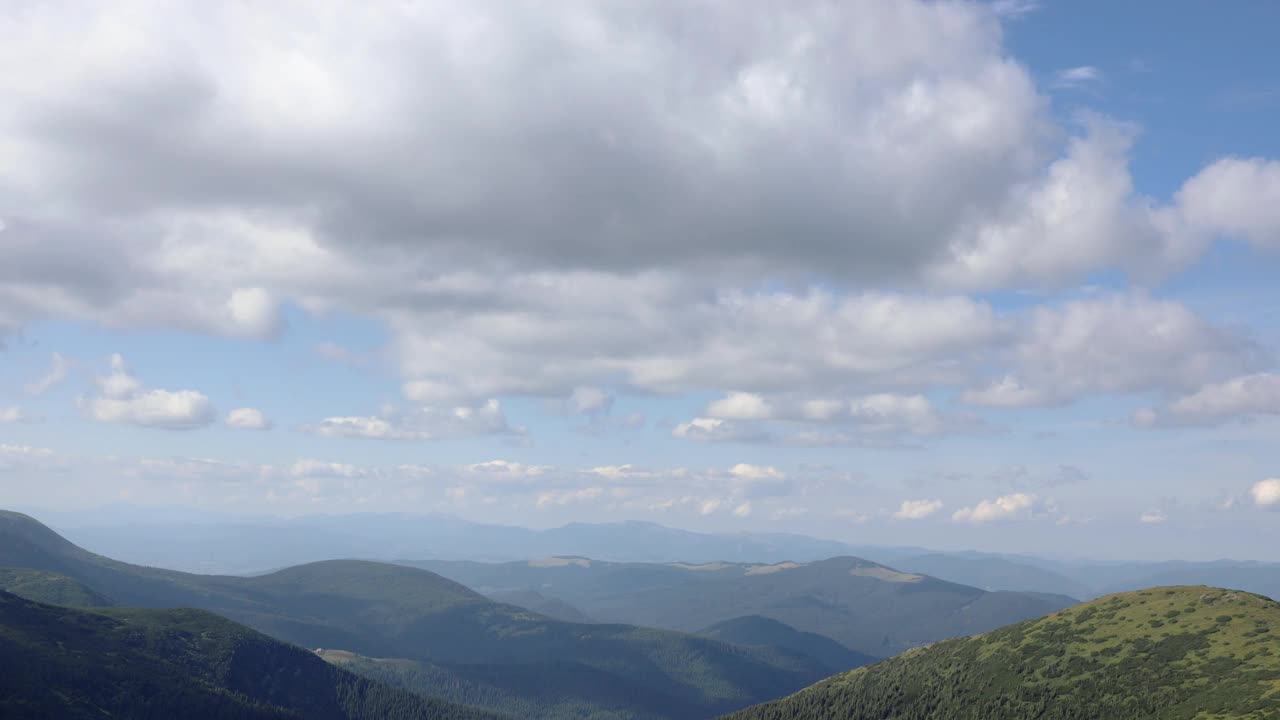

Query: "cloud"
(0, 406), (29, 423)
(707, 393), (774, 420)
(569, 386), (613, 415)
(1139, 510), (1167, 525)
(963, 293), (1264, 408)
(952, 493), (1035, 523)
(1251, 479), (1280, 509)
(81, 354), (215, 430)
(893, 498), (944, 520)
(1054, 66), (1102, 88)
(733, 502), (753, 517)
(226, 407), (272, 431)
(672, 417), (769, 443)
(25, 352), (70, 395)
(465, 460), (550, 479)
(306, 399), (516, 441)
(536, 487), (605, 508)
(728, 463), (785, 481)
(1174, 157), (1280, 250)
(1135, 373), (1280, 427)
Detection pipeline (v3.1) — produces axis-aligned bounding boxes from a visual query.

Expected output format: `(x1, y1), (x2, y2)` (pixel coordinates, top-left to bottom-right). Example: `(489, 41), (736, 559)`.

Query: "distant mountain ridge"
(414, 554), (1077, 657)
(42, 510), (1280, 604)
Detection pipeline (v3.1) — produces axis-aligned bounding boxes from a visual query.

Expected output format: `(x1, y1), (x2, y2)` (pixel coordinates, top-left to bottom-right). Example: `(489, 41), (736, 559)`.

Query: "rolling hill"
(723, 586), (1280, 720)
(698, 616), (877, 673)
(413, 555), (1077, 657)
(0, 509), (837, 719)
(0, 590), (498, 720)
(0, 567), (113, 607)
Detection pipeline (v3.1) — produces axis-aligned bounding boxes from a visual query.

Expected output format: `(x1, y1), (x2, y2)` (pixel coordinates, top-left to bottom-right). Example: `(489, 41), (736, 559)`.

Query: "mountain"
(485, 589), (595, 623)
(724, 586), (1280, 720)
(886, 552), (1092, 598)
(0, 590), (498, 720)
(47, 511), (861, 573)
(699, 616), (876, 673)
(413, 555), (1076, 657)
(0, 510), (833, 719)
(0, 567), (113, 607)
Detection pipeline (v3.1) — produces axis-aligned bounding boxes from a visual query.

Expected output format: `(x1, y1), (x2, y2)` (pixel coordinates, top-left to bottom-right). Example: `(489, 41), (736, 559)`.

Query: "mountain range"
(39, 509), (1280, 604)
(0, 510), (856, 719)
(413, 555), (1075, 657)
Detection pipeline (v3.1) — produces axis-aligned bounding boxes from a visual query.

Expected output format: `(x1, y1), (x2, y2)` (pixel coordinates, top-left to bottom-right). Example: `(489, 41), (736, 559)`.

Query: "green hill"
(723, 586), (1280, 720)
(414, 555), (1077, 656)
(0, 567), (113, 607)
(0, 590), (498, 720)
(699, 615), (876, 674)
(0, 510), (830, 719)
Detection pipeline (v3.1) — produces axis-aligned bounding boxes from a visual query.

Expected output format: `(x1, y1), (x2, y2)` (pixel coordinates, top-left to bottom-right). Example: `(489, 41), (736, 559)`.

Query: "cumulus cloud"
(952, 493), (1036, 523)
(0, 406), (28, 423)
(963, 293), (1264, 408)
(569, 386), (613, 415)
(25, 352), (70, 395)
(307, 399), (516, 441)
(672, 417), (769, 443)
(893, 498), (944, 520)
(1174, 157), (1280, 250)
(1135, 373), (1280, 427)
(226, 407), (272, 431)
(81, 354), (215, 430)
(1251, 479), (1280, 509)
(2, 0), (1279, 490)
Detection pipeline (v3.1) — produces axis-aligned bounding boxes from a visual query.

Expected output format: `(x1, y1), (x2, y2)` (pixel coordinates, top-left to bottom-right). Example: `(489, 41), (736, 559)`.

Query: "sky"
(1, 0), (1279, 561)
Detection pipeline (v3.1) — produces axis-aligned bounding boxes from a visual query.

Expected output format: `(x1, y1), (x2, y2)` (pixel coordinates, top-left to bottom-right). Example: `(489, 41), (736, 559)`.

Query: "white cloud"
(25, 352), (70, 395)
(1135, 373), (1280, 427)
(728, 463), (785, 481)
(290, 459), (364, 478)
(963, 293), (1263, 407)
(569, 386), (612, 415)
(1251, 479), (1280, 509)
(1139, 510), (1167, 525)
(536, 486), (605, 508)
(1054, 65), (1102, 88)
(81, 354), (215, 430)
(226, 407), (272, 431)
(706, 392), (774, 420)
(672, 417), (768, 443)
(0, 406), (27, 423)
(307, 399), (515, 441)
(893, 498), (944, 520)
(952, 493), (1036, 523)
(733, 502), (753, 517)
(699, 499), (723, 516)
(465, 460), (550, 479)
(1174, 157), (1280, 250)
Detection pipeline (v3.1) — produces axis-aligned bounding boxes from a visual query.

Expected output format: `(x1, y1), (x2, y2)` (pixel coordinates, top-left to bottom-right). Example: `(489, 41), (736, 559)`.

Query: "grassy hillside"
(0, 590), (499, 720)
(0, 510), (829, 719)
(699, 615), (877, 673)
(724, 586), (1280, 720)
(0, 567), (113, 607)
(415, 555), (1076, 656)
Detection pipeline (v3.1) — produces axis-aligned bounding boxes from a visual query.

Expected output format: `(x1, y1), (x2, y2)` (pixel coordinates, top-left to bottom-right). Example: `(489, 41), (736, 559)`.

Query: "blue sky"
(1, 0), (1279, 560)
